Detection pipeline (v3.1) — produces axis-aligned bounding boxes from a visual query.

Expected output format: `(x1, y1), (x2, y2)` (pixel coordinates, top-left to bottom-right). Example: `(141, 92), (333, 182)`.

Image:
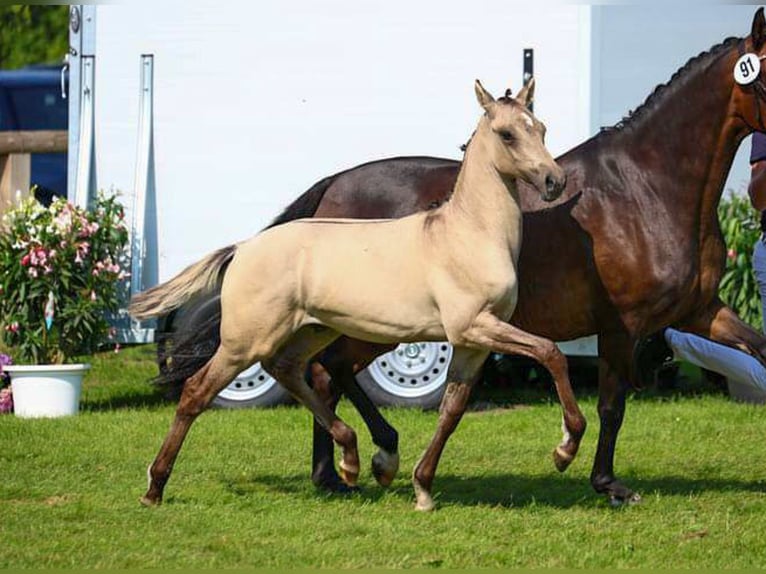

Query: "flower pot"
(5, 364), (90, 418)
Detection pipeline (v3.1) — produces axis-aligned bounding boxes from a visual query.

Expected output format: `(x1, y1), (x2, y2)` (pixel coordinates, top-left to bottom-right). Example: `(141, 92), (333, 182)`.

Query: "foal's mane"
(602, 36), (740, 133)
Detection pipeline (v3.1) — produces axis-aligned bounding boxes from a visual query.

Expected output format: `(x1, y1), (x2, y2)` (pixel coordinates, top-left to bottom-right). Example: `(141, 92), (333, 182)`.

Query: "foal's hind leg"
(142, 349), (245, 506)
(464, 312), (587, 471)
(263, 326), (362, 486)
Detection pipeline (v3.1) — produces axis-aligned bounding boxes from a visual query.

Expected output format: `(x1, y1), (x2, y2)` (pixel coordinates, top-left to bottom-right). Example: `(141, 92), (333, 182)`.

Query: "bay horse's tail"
(264, 174), (335, 229)
(129, 245), (236, 321)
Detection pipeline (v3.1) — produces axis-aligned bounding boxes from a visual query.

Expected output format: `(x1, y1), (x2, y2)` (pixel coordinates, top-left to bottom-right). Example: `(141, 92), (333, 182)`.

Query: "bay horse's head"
(732, 8), (766, 132)
(474, 78), (566, 202)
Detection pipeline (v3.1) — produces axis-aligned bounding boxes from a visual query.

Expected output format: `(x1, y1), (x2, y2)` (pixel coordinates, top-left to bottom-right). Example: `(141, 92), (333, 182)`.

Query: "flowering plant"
(718, 191), (762, 331)
(0, 193), (130, 364)
(0, 353), (12, 413)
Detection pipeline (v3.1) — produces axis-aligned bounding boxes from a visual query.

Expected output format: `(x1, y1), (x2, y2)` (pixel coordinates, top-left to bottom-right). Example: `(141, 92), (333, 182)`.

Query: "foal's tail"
(128, 245), (237, 321)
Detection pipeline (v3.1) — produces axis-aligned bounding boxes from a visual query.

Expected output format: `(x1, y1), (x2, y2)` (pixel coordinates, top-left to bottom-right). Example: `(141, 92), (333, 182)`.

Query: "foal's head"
(474, 79), (566, 202)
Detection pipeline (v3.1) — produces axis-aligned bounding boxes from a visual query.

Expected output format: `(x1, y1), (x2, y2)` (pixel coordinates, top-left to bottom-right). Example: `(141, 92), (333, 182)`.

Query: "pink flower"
(5, 322), (19, 333)
(27, 268), (38, 278)
(0, 388), (12, 414)
(114, 343), (121, 354)
(727, 248), (737, 261)
(20, 254), (30, 266)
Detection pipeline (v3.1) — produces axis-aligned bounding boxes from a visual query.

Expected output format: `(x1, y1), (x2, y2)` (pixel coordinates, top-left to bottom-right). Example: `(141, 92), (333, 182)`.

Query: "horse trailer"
(66, 3), (756, 407)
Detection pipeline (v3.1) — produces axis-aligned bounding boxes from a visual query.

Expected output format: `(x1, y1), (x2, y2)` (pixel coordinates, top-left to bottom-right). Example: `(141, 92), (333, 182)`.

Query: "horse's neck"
(621, 45), (749, 216)
(446, 123), (522, 253)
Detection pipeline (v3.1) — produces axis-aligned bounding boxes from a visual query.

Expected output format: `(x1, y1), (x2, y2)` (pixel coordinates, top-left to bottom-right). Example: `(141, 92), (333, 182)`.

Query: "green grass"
(1, 346), (766, 568)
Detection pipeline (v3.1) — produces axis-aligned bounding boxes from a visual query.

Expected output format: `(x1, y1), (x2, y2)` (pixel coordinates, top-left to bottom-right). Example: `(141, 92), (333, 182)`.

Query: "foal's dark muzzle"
(542, 171), (567, 202)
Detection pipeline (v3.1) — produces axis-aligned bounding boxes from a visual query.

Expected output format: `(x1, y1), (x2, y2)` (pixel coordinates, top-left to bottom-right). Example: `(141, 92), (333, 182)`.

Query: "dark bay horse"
(161, 10), (766, 505)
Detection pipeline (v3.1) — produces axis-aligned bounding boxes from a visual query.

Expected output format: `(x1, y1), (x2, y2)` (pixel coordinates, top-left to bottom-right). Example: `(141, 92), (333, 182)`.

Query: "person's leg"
(663, 327), (766, 391)
(752, 238), (766, 335)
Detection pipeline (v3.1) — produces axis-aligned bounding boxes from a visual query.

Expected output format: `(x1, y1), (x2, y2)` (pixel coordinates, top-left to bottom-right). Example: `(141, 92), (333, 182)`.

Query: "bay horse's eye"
(499, 130), (514, 144)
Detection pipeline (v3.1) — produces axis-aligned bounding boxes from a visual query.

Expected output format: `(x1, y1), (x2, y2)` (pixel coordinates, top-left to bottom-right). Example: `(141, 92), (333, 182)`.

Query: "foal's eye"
(498, 130), (514, 144)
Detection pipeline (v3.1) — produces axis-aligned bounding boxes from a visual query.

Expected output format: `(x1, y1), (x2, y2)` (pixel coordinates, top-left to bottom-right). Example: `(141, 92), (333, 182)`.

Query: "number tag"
(734, 53), (761, 85)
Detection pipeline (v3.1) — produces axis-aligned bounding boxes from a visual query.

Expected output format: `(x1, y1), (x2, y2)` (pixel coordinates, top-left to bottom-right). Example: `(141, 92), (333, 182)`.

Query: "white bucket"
(6, 364), (90, 418)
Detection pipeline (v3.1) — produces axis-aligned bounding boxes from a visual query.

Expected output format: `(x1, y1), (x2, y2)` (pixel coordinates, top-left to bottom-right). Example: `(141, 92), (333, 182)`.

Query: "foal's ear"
(753, 7), (766, 51)
(516, 77), (535, 110)
(474, 79), (495, 111)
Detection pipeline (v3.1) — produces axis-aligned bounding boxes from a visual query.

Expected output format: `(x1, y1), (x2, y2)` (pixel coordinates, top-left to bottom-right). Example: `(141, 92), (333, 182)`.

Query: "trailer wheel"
(212, 362), (292, 409)
(355, 342), (452, 409)
(160, 294), (292, 408)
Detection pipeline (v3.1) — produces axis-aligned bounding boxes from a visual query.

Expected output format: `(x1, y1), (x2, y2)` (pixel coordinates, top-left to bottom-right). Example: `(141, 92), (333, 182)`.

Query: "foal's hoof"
(552, 446), (574, 473)
(414, 491), (435, 512)
(139, 494), (162, 507)
(338, 460), (360, 487)
(412, 476), (435, 511)
(371, 450), (400, 487)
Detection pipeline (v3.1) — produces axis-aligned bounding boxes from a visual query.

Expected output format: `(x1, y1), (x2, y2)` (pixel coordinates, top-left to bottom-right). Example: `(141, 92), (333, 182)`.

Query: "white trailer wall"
(95, 1), (591, 280)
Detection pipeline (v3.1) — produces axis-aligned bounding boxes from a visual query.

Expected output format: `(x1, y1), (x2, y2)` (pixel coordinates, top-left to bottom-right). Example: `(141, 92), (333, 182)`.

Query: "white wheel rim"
(364, 342), (452, 398)
(216, 362), (279, 402)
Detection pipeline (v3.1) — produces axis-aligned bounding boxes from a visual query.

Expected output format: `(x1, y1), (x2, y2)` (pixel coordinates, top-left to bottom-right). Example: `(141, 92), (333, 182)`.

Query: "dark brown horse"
(161, 10), (766, 505)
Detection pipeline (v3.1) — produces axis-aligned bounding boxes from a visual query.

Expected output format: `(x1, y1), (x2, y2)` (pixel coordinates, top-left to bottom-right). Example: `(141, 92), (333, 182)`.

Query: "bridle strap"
(738, 39), (766, 132)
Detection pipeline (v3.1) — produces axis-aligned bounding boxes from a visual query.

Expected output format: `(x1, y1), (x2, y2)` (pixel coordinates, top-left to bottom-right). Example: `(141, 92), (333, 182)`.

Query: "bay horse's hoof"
(338, 459), (360, 487)
(371, 450), (400, 487)
(553, 446), (574, 473)
(313, 471), (361, 494)
(609, 492), (642, 508)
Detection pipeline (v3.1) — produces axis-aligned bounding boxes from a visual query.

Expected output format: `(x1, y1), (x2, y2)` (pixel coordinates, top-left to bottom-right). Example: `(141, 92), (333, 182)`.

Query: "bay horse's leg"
(319, 339), (400, 487)
(412, 347), (487, 512)
(142, 348), (245, 506)
(680, 298), (766, 364)
(460, 312), (587, 469)
(263, 326), (362, 486)
(592, 330), (641, 506)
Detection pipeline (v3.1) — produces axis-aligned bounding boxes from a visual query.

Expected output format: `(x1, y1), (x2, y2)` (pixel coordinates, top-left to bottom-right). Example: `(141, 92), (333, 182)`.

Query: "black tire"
(355, 342), (452, 409)
(160, 294), (292, 409)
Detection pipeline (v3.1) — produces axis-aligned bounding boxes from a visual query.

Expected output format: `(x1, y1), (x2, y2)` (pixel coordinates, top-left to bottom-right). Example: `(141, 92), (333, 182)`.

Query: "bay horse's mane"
(603, 36), (740, 133)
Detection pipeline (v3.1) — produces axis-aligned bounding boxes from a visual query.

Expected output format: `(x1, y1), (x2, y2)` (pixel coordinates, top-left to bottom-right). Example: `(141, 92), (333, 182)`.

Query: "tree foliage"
(0, 6), (69, 70)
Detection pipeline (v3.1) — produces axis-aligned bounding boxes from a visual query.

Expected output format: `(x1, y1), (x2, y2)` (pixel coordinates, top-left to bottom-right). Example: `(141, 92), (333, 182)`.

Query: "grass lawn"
(1, 345), (766, 568)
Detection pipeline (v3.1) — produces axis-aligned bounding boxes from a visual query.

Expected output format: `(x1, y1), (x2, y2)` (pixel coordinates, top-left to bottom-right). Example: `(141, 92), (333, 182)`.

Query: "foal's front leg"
(412, 347), (487, 511)
(465, 312), (587, 469)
